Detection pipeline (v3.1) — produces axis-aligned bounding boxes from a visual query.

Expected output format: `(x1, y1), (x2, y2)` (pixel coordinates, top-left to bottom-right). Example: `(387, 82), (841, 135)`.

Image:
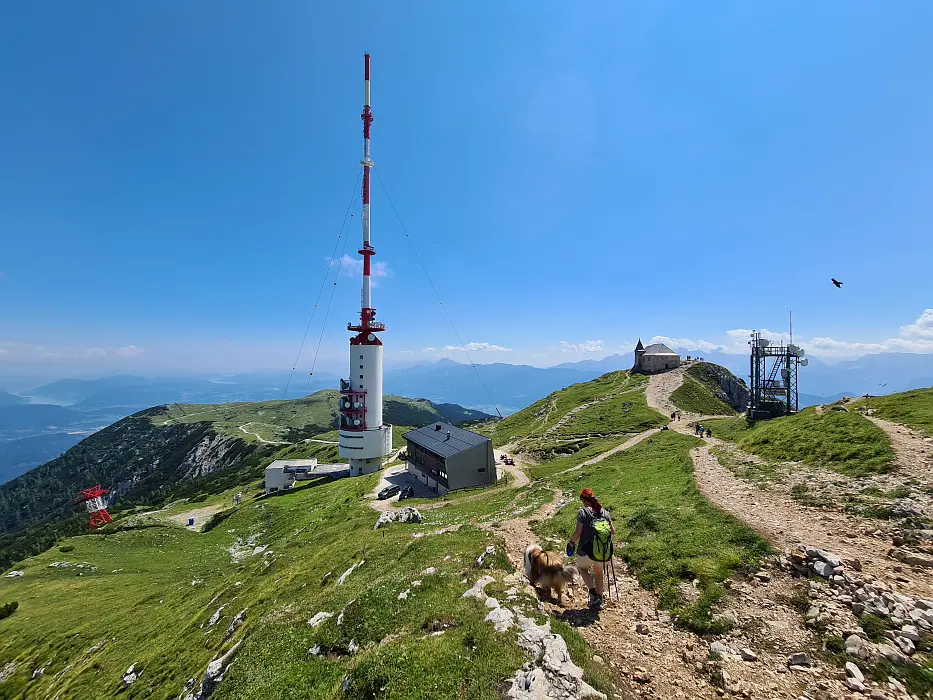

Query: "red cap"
(580, 488), (595, 500)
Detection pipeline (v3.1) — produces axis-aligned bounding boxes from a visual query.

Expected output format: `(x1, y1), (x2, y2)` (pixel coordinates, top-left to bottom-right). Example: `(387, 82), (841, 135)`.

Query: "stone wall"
(638, 354), (682, 374)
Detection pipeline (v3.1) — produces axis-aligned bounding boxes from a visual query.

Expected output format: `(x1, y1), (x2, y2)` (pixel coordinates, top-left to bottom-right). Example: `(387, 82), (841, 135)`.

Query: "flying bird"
(831, 278), (843, 288)
(880, 383), (887, 388)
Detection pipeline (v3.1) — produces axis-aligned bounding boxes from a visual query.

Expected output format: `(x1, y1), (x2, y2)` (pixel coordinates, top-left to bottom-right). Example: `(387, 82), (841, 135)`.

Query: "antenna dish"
(800, 358), (809, 366)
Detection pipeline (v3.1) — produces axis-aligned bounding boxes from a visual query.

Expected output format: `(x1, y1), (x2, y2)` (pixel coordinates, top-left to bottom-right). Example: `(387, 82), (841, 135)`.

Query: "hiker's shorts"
(575, 554), (604, 571)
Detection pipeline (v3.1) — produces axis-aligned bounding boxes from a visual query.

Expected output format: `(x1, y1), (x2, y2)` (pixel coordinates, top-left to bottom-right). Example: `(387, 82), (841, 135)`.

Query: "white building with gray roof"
(632, 339), (682, 374)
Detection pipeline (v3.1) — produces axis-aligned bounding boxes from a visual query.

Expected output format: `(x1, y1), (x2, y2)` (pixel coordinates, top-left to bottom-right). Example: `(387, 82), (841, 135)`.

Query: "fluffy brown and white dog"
(524, 544), (578, 604)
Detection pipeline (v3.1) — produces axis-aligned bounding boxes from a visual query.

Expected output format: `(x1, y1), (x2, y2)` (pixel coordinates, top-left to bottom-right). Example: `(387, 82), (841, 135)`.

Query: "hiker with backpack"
(565, 488), (614, 610)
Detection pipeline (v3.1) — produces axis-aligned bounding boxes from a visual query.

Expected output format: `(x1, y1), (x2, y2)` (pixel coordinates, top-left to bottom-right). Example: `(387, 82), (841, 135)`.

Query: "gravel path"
(866, 415), (933, 490)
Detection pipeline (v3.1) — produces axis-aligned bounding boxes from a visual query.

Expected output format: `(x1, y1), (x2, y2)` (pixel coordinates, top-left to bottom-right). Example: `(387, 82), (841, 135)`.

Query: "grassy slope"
(0, 369), (772, 697)
(0, 474), (608, 699)
(531, 430), (769, 632)
(705, 406), (894, 476)
(485, 371), (659, 446)
(670, 364), (738, 416)
(865, 387), (933, 437)
(156, 392), (490, 444)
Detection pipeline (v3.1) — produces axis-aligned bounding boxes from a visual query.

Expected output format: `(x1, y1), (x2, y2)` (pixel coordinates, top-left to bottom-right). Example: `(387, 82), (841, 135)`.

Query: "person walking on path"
(566, 488), (614, 610)
(705, 427), (712, 439)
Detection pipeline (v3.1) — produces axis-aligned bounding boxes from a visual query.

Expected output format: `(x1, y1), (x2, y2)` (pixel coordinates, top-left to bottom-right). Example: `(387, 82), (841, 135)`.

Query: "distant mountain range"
(2, 349), (931, 485)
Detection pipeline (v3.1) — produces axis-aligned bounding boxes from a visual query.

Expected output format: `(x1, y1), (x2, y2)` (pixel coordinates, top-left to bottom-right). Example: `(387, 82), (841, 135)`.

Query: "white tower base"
(339, 425), (393, 475)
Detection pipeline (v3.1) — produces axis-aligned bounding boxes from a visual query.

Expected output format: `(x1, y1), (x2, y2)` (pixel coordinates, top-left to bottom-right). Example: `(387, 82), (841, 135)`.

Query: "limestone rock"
(740, 648), (758, 662)
(223, 609), (246, 641)
(4, 571), (23, 578)
(476, 545), (496, 566)
(337, 560), (364, 585)
(462, 575), (496, 601)
(207, 604), (227, 627)
(845, 662), (864, 683)
(505, 612), (606, 699)
(182, 640), (242, 700)
(307, 611), (334, 628)
(876, 643), (909, 665)
(485, 606), (515, 633)
(122, 664), (140, 687)
(787, 652), (811, 667)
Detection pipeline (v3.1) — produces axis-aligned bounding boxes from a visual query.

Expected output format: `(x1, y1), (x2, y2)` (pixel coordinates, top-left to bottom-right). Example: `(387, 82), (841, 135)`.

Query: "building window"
(359, 365), (363, 369)
(360, 375), (363, 379)
(359, 354), (363, 359)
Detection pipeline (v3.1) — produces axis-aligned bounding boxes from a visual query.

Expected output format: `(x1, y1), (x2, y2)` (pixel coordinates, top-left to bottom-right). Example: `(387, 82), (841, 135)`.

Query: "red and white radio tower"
(337, 54), (393, 476)
(74, 485), (113, 529)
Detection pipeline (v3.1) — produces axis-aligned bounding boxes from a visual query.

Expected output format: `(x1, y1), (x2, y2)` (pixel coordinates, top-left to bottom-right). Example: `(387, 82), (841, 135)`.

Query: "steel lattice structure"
(74, 485), (113, 529)
(748, 331), (808, 420)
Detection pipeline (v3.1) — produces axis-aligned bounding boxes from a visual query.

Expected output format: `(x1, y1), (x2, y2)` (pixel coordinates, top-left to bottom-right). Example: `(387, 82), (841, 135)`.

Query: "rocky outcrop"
(692, 363), (749, 412)
(181, 641), (241, 700)
(373, 507), (422, 530)
(781, 543), (932, 664)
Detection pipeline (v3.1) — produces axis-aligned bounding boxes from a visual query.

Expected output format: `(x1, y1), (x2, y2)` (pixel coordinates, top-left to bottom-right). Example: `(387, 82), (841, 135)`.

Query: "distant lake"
(26, 395), (76, 407)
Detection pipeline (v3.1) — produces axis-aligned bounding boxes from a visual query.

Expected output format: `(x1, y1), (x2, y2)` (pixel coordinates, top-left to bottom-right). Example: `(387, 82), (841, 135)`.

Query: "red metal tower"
(74, 485), (113, 529)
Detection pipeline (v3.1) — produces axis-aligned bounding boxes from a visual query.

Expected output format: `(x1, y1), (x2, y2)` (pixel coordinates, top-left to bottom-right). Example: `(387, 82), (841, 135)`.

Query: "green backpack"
(591, 516), (614, 562)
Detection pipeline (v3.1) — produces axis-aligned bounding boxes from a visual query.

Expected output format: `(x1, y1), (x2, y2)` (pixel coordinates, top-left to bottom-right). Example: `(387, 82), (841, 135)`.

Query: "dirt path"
(866, 415), (933, 490)
(167, 503), (227, 531)
(557, 428), (661, 474)
(238, 422), (291, 445)
(644, 364), (687, 417)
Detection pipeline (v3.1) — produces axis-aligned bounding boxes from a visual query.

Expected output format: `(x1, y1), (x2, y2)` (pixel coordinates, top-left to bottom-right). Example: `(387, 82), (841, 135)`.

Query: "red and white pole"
(360, 53), (374, 320)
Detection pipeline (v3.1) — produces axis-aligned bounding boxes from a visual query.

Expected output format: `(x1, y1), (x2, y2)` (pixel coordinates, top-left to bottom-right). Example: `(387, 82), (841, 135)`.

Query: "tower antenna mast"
(337, 54), (393, 476)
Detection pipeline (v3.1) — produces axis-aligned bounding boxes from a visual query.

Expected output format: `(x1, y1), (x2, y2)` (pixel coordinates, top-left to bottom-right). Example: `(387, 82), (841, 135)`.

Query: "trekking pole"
(610, 557), (620, 601)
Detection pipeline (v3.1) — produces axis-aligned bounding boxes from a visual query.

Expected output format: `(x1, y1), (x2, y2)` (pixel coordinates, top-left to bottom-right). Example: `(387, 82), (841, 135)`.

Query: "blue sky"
(2, 2), (933, 376)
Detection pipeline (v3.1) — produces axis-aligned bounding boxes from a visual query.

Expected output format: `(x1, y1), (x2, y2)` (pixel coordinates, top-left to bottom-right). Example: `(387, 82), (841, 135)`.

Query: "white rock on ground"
(223, 609), (246, 641)
(207, 604), (227, 627)
(337, 600), (354, 626)
(337, 560), (364, 585)
(398, 507), (422, 523)
(505, 612), (606, 700)
(4, 571), (23, 578)
(462, 575), (496, 601)
(122, 664), (140, 687)
(307, 612), (334, 627)
(421, 567), (437, 576)
(373, 512), (397, 529)
(845, 661), (864, 683)
(484, 606), (515, 633)
(476, 545), (496, 566)
(182, 640), (242, 700)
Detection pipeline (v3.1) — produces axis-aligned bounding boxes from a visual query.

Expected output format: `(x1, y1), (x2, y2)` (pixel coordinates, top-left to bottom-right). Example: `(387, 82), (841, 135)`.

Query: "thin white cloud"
(465, 342), (512, 352)
(327, 254), (391, 280)
(0, 342), (145, 363)
(424, 342), (513, 354)
(559, 340), (603, 353)
(655, 310), (933, 360)
(650, 336), (721, 353)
